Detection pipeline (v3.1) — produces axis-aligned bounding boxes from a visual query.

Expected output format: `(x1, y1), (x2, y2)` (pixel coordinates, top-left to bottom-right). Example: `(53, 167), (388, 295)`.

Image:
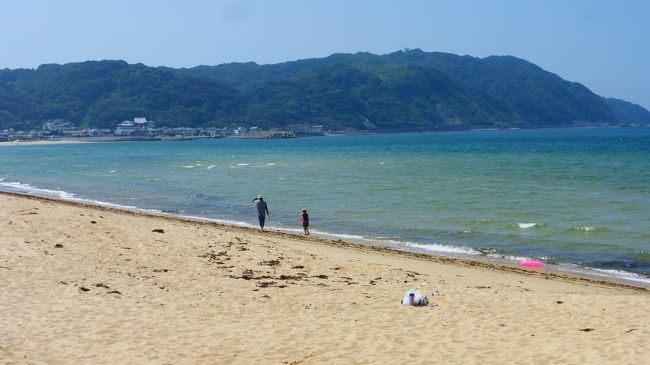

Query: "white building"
(43, 119), (75, 133)
(134, 117), (155, 128)
(115, 117), (155, 135)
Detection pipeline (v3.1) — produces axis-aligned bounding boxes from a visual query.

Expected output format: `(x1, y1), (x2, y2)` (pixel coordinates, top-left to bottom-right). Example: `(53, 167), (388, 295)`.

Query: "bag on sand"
(401, 290), (429, 306)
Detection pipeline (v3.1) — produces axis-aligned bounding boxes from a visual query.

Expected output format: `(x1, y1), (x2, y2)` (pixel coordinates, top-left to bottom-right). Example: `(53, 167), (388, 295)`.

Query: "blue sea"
(2, 128), (649, 285)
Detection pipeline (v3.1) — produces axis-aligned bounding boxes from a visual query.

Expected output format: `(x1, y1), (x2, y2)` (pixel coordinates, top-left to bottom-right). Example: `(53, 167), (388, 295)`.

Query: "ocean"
(2, 127), (649, 284)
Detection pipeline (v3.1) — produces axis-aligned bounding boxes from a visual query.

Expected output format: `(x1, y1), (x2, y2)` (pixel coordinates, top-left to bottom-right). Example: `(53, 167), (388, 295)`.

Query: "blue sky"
(1, 0), (649, 109)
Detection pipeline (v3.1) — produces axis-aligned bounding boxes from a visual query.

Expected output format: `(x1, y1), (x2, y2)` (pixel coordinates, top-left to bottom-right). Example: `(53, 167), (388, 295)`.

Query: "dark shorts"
(302, 221), (309, 228)
(258, 214), (266, 227)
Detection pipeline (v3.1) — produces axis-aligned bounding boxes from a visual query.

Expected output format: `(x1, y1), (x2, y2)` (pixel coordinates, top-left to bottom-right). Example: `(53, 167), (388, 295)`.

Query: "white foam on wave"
(319, 233), (482, 256)
(557, 264), (650, 286)
(568, 226), (608, 233)
(376, 236), (404, 241)
(456, 229), (480, 234)
(277, 227), (307, 235)
(479, 254), (649, 286)
(587, 268), (650, 285)
(405, 241), (482, 256)
(236, 163), (251, 167)
(181, 165), (195, 168)
(80, 199), (144, 211)
(517, 222), (538, 229)
(308, 230), (367, 241)
(207, 165), (216, 170)
(490, 253), (530, 262)
(172, 213), (255, 229)
(478, 255), (650, 287)
(0, 180), (76, 200)
(0, 179), (160, 213)
(266, 163), (275, 166)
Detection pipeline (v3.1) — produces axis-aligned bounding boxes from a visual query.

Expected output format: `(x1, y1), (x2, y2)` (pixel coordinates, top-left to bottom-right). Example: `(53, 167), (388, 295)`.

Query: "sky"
(1, 0), (649, 109)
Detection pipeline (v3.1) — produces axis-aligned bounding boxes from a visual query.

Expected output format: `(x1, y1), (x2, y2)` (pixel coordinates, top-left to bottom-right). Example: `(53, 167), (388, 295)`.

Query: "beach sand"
(1, 192), (648, 364)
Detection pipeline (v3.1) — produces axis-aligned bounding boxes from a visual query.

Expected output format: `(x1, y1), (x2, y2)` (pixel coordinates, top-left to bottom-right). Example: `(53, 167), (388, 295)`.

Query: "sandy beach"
(0, 139), (92, 147)
(1, 192), (648, 364)
(0, 136), (165, 146)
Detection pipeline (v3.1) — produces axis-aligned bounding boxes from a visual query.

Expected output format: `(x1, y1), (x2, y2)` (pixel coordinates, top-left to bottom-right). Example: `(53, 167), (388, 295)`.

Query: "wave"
(0, 180), (76, 200)
(171, 213), (255, 229)
(492, 254), (531, 262)
(0, 179), (158, 212)
(556, 264), (650, 285)
(279, 229), (485, 257)
(405, 242), (482, 256)
(454, 229), (480, 236)
(566, 226), (609, 233)
(635, 251), (650, 263)
(376, 236), (405, 241)
(516, 222), (539, 229)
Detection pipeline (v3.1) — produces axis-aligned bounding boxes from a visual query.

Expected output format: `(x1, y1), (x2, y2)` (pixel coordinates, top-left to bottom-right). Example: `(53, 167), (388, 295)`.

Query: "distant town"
(0, 118), (327, 142)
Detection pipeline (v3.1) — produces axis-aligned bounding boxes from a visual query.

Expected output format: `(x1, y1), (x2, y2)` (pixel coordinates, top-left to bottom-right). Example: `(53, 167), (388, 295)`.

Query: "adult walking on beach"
(252, 195), (270, 231)
(301, 209), (310, 235)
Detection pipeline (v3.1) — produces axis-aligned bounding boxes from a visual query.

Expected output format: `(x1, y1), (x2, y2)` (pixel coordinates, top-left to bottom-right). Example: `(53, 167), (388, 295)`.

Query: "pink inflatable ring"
(520, 260), (545, 268)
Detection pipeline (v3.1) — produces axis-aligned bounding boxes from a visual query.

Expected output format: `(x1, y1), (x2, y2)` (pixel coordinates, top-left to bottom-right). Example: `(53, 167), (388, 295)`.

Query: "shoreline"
(3, 191), (647, 291)
(2, 191), (648, 363)
(1, 165), (649, 287)
(0, 136), (189, 146)
(0, 138), (92, 146)
(3, 125), (649, 147)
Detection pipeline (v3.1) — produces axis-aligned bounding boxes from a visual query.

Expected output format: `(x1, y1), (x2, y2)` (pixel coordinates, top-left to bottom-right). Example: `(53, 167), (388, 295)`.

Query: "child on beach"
(301, 209), (310, 235)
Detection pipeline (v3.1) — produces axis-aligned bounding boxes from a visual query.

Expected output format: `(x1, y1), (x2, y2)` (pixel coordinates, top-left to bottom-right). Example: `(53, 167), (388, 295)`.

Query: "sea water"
(1, 128), (649, 284)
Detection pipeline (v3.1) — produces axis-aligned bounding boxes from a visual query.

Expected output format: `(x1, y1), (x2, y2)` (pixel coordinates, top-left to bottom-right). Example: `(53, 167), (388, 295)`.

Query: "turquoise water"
(2, 128), (649, 283)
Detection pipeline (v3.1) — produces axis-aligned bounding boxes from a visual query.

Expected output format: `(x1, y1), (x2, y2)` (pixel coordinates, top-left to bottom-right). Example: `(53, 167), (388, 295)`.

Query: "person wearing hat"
(252, 195), (270, 231)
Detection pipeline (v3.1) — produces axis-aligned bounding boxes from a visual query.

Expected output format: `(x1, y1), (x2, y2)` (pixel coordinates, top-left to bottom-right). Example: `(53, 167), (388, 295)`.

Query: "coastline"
(1, 191), (648, 363)
(0, 139), (92, 146)
(2, 185), (648, 288)
(2, 125), (647, 147)
(0, 136), (176, 146)
(3, 191), (647, 290)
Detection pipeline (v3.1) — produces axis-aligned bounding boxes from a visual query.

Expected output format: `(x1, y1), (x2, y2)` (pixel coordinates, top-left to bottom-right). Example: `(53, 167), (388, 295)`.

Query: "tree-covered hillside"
(0, 61), (242, 130)
(603, 97), (650, 124)
(1, 49), (648, 131)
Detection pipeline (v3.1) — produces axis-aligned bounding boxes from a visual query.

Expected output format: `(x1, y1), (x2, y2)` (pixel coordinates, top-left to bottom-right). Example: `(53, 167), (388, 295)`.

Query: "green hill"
(0, 61), (242, 130)
(1, 49), (648, 131)
(603, 97), (650, 125)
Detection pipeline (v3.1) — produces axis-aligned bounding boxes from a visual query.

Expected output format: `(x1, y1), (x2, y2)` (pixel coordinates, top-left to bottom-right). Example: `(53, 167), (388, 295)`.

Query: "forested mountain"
(0, 61), (242, 130)
(603, 97), (650, 124)
(1, 49), (648, 131)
